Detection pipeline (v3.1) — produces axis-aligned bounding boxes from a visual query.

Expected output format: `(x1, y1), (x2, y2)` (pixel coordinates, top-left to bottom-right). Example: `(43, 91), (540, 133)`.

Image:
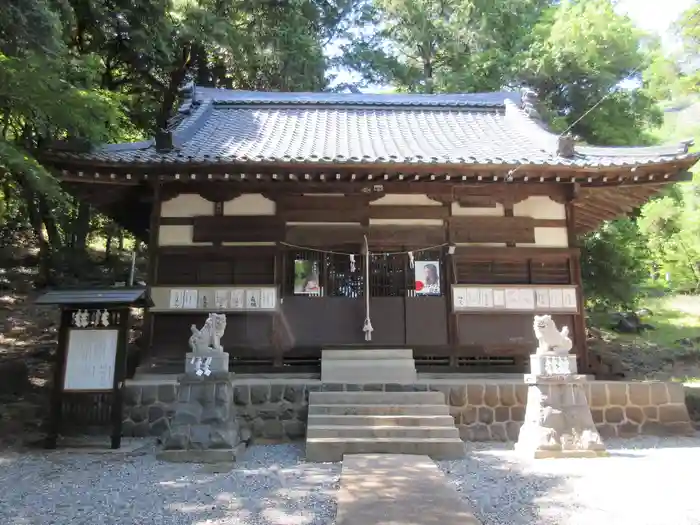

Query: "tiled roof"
(48, 86), (699, 169)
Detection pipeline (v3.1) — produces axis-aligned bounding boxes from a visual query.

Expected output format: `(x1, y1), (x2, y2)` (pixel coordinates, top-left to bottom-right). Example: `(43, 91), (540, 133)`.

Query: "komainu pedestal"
(158, 374), (247, 463)
(157, 313), (248, 463)
(516, 353), (608, 459)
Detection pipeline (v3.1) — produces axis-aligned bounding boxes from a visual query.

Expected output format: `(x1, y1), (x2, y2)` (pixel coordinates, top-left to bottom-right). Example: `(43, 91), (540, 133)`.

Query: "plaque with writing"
(453, 287), (467, 308)
(480, 288), (494, 308)
(246, 289), (261, 309)
(215, 290), (229, 309)
(169, 289), (184, 309)
(535, 288), (550, 308)
(562, 288), (577, 309)
(260, 288), (276, 309)
(63, 329), (118, 391)
(183, 289), (198, 309)
(549, 288), (563, 309)
(230, 289), (245, 309)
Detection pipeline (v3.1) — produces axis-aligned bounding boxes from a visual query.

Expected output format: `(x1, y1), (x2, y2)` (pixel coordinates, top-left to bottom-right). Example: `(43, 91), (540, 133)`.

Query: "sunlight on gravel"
(438, 435), (700, 525)
(2, 437), (700, 525)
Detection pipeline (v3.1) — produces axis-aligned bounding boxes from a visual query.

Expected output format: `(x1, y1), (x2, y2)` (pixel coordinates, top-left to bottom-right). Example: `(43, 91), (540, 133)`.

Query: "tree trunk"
(105, 232), (113, 262)
(118, 228), (125, 251)
(73, 200), (92, 252)
(17, 180), (52, 285)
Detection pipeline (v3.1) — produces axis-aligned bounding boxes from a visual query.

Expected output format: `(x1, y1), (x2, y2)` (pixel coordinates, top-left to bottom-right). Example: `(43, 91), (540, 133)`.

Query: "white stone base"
(185, 352), (230, 376)
(529, 353), (578, 375)
(516, 354), (607, 459)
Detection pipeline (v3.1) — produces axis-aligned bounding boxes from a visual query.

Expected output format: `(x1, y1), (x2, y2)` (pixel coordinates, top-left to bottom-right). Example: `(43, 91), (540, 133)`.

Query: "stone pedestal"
(184, 351), (230, 376)
(516, 353), (608, 459)
(157, 371), (248, 463)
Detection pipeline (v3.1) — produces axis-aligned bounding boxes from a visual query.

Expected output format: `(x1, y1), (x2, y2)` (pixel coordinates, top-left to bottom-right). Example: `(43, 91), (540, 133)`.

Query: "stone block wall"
(121, 379), (694, 442)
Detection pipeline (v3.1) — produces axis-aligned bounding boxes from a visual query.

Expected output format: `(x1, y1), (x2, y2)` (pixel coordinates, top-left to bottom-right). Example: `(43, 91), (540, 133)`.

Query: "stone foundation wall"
(122, 379), (694, 441)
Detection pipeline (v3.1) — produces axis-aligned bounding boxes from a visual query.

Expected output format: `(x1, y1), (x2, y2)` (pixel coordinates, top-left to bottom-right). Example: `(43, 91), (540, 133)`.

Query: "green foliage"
(638, 185), (700, 292)
(580, 219), (651, 309)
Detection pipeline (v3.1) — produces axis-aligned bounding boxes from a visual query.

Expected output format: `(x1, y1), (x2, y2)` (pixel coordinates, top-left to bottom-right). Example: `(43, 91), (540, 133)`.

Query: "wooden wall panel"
(192, 216), (283, 243)
(449, 217), (534, 244)
(156, 249), (275, 285)
(368, 206), (448, 220)
(286, 225), (364, 246)
(368, 225), (445, 247)
(457, 313), (574, 350)
(151, 313), (275, 359)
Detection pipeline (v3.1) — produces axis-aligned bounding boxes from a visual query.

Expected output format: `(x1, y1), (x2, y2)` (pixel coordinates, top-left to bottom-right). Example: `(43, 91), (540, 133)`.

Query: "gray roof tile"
(51, 87), (700, 169)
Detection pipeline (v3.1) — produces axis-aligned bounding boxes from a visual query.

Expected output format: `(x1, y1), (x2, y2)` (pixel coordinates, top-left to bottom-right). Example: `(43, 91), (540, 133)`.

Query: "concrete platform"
(336, 454), (481, 525)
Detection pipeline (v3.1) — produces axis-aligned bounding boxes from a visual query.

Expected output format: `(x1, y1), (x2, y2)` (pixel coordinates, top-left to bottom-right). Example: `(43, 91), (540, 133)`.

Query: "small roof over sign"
(34, 288), (153, 308)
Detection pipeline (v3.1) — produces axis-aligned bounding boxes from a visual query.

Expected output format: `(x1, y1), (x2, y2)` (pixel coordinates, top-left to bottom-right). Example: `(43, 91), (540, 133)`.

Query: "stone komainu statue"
(188, 313), (227, 353)
(533, 314), (573, 355)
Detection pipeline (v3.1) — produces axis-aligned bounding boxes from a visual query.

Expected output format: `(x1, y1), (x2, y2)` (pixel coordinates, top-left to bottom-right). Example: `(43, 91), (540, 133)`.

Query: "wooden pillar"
(444, 202), (459, 367)
(142, 181), (161, 365)
(273, 243), (284, 368)
(565, 184), (589, 373)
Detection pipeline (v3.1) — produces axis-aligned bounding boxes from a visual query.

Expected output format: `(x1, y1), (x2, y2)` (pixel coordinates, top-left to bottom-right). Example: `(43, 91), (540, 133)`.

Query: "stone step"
(309, 391), (445, 405)
(306, 425), (460, 439)
(320, 372), (418, 384)
(307, 414), (456, 427)
(322, 349), (414, 360)
(322, 359), (415, 369)
(306, 437), (466, 462)
(308, 404), (450, 416)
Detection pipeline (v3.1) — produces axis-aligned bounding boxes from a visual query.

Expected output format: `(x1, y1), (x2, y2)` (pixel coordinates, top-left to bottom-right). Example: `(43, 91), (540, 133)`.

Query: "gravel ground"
(438, 435), (700, 525)
(2, 436), (700, 525)
(0, 442), (340, 525)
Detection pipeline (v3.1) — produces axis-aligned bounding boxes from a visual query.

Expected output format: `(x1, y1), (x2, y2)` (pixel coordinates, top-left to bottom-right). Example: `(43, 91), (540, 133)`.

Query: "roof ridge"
(179, 83), (520, 109)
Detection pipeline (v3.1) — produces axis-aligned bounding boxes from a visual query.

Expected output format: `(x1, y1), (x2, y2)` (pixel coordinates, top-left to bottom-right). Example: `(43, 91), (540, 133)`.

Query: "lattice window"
(368, 253), (406, 297)
(327, 252), (363, 298)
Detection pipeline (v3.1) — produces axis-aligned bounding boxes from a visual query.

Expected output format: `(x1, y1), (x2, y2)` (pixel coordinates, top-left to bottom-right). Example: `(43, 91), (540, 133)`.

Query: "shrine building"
(42, 85), (699, 376)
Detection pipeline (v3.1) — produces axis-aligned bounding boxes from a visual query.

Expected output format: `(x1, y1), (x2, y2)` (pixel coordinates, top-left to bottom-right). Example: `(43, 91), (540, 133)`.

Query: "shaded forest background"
(1, 0), (700, 308)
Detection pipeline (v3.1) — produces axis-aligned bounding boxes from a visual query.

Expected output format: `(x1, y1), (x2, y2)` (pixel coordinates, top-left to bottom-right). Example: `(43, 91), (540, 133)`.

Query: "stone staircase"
(306, 349), (465, 462)
(320, 348), (418, 384)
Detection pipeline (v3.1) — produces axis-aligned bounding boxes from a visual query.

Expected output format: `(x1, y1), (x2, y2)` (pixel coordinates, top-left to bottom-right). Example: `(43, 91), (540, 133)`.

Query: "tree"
(339, 0), (548, 93)
(517, 0), (661, 145)
(638, 185), (700, 292)
(580, 219), (651, 309)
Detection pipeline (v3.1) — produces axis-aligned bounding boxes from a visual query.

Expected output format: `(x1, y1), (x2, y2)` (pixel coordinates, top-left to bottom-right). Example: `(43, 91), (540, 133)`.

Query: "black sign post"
(35, 289), (153, 450)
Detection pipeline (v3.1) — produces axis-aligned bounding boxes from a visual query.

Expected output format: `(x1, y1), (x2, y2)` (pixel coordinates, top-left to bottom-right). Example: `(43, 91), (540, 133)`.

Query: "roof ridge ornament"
(679, 138), (694, 154)
(520, 87), (542, 120)
(155, 130), (174, 153)
(557, 134), (576, 158)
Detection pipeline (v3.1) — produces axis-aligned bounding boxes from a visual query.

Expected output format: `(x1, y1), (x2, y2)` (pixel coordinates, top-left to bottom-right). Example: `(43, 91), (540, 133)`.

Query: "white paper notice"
(63, 329), (118, 391)
(215, 290), (229, 309)
(549, 288), (563, 308)
(260, 288), (277, 309)
(230, 289), (245, 309)
(505, 289), (520, 309)
(183, 289), (198, 309)
(246, 289), (261, 309)
(535, 288), (550, 308)
(169, 289), (184, 309)
(518, 288), (535, 310)
(453, 287), (467, 309)
(493, 289), (506, 308)
(480, 288), (494, 308)
(562, 288), (577, 309)
(466, 288), (481, 307)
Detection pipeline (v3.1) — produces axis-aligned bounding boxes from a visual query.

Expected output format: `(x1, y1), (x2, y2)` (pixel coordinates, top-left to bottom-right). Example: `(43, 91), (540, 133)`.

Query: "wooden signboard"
(452, 284), (579, 314)
(34, 288), (153, 450)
